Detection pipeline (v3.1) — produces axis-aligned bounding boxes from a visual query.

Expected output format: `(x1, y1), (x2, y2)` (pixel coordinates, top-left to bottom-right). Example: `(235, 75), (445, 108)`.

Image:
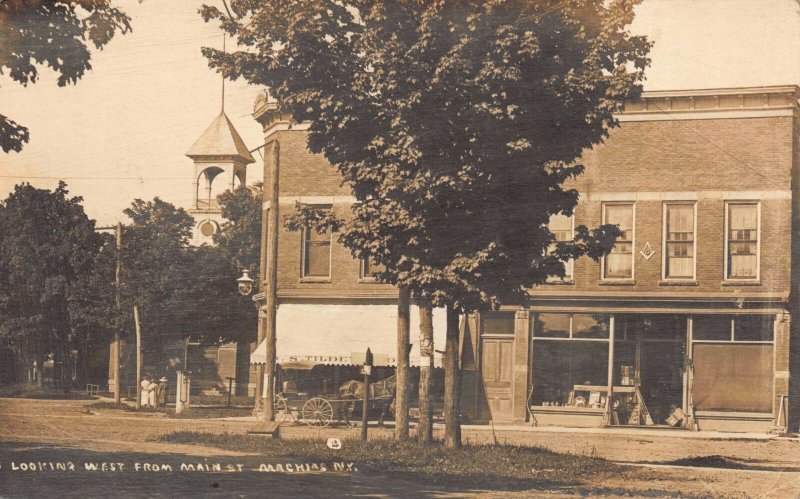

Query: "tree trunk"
(394, 287), (411, 441)
(443, 305), (461, 449)
(418, 304), (434, 444)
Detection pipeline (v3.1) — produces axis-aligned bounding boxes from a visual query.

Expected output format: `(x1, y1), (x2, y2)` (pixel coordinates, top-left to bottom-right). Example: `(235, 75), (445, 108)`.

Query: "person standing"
(140, 375), (152, 408)
(157, 377), (168, 408)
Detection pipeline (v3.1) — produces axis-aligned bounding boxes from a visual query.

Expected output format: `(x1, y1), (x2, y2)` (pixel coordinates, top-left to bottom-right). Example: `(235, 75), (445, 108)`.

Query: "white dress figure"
(140, 379), (151, 407)
(148, 382), (157, 408)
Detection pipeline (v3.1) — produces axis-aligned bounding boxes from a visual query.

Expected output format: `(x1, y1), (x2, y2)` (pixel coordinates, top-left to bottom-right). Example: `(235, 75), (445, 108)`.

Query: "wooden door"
(479, 338), (514, 422)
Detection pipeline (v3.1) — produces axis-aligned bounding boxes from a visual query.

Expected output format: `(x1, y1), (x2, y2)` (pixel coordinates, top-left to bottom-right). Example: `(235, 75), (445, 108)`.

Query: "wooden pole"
(113, 222), (122, 404)
(418, 304), (434, 444)
(443, 306), (461, 449)
(394, 287), (411, 441)
(263, 140), (281, 421)
(361, 364), (370, 441)
(134, 305), (142, 411)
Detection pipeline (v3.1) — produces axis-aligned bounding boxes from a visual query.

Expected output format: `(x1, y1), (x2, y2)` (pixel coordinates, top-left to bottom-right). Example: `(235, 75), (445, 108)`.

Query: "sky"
(1, 0), (800, 226)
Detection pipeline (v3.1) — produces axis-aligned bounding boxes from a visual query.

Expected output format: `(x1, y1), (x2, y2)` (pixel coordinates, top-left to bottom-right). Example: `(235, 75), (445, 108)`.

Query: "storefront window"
(692, 315), (774, 413)
(531, 342), (609, 407)
(573, 315), (610, 339)
(532, 313), (570, 338)
(530, 313), (610, 407)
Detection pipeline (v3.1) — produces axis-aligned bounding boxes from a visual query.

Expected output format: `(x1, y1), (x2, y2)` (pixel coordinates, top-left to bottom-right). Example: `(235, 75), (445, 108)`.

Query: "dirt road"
(2, 397), (800, 497)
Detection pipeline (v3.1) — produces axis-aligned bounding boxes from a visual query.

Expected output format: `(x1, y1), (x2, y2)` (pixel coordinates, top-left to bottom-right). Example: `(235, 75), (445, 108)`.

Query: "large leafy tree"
(0, 0), (131, 152)
(0, 182), (103, 387)
(203, 0), (650, 447)
(188, 185), (262, 346)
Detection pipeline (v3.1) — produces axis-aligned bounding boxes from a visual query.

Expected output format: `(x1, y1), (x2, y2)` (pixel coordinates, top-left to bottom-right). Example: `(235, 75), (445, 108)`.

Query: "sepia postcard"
(2, 1), (800, 497)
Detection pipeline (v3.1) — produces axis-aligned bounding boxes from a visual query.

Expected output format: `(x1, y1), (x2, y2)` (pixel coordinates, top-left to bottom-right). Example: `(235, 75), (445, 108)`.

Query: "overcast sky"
(1, 0), (799, 225)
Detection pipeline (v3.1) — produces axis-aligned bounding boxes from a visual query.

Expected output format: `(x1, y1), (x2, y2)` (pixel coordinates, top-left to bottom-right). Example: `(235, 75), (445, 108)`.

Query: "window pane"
(734, 315), (774, 342)
(572, 314), (610, 339)
(693, 315), (732, 341)
(481, 312), (515, 335)
(727, 204), (758, 279)
(666, 204), (694, 279)
(605, 253), (632, 278)
(692, 344), (772, 412)
(619, 314), (686, 341)
(606, 205), (633, 232)
(361, 258), (385, 279)
(304, 243), (330, 276)
(548, 214), (573, 280)
(531, 341), (609, 406)
(729, 204), (757, 231)
(604, 204), (633, 279)
(549, 214), (572, 233)
(533, 313), (570, 338)
(308, 227), (330, 242)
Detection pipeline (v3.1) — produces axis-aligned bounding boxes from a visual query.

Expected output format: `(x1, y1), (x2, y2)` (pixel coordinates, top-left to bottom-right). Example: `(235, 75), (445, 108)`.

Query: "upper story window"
(548, 213), (574, 281)
(725, 202), (759, 281)
(301, 207), (332, 279)
(359, 257), (385, 282)
(663, 203), (696, 280)
(602, 203), (634, 280)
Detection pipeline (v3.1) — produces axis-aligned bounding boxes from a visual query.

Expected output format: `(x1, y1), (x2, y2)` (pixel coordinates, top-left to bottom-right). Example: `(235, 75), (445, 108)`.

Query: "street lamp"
(237, 269), (254, 296)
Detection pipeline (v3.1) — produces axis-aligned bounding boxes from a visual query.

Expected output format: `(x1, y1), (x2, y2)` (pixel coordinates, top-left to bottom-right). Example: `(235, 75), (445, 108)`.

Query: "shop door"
(479, 338), (514, 422)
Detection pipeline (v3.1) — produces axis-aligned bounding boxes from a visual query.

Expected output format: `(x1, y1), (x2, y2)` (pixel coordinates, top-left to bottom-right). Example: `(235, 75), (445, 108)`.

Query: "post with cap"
(361, 348), (373, 441)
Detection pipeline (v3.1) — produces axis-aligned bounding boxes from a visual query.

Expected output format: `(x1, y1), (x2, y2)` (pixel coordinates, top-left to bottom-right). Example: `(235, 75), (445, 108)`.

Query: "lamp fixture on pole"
(237, 269), (254, 296)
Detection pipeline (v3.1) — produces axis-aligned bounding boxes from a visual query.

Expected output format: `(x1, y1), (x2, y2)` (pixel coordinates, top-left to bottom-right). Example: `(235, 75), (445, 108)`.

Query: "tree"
(0, 0), (131, 152)
(0, 182), (104, 387)
(189, 185), (262, 346)
(204, 0), (650, 447)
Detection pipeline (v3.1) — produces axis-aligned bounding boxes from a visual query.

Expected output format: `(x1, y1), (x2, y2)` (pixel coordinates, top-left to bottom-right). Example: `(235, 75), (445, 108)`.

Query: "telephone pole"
(97, 223), (123, 404)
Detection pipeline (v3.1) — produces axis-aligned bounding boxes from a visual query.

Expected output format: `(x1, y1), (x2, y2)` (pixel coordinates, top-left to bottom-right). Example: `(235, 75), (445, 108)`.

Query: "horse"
(338, 374), (397, 427)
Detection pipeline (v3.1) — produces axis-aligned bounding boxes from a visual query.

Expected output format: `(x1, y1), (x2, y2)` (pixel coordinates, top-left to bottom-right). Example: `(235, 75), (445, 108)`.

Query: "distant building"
(183, 111), (256, 395)
(107, 111), (257, 397)
(251, 86), (800, 433)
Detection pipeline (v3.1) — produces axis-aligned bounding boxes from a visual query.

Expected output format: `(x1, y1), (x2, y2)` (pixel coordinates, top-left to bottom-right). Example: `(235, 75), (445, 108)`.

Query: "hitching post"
(226, 377), (235, 407)
(361, 348), (373, 441)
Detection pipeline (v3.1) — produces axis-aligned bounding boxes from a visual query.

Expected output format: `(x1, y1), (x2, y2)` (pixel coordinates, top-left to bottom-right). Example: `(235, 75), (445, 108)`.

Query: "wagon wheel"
(253, 395), (291, 424)
(274, 394), (291, 424)
(302, 397), (334, 427)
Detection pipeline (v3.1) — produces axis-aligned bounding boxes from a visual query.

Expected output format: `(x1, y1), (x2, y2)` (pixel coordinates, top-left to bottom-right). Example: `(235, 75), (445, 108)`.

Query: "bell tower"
(185, 112), (255, 244)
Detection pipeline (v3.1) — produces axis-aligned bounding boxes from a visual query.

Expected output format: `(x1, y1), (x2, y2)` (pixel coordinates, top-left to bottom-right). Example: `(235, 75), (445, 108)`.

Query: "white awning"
(250, 304), (446, 368)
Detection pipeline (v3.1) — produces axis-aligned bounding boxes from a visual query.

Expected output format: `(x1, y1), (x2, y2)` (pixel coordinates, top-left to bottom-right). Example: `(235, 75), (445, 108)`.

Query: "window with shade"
(691, 315), (774, 413)
(726, 202), (759, 280)
(603, 203), (634, 279)
(301, 209), (332, 278)
(664, 203), (695, 279)
(548, 213), (574, 281)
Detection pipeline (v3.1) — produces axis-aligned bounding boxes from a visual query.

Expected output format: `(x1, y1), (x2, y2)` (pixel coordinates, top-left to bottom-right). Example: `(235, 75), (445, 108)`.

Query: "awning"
(250, 304), (446, 367)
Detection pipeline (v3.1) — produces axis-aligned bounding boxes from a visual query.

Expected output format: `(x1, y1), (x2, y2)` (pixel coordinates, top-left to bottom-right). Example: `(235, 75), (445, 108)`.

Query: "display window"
(530, 313), (610, 408)
(691, 315), (774, 413)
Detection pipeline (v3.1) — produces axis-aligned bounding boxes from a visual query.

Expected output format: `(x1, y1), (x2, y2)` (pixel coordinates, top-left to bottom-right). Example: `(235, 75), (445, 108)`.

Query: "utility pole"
(114, 222), (122, 404)
(97, 223), (123, 404)
(262, 140), (280, 421)
(134, 305), (142, 410)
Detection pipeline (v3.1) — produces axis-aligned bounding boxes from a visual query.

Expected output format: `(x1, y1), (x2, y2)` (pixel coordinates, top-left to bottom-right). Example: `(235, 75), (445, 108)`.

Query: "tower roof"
(186, 112), (255, 163)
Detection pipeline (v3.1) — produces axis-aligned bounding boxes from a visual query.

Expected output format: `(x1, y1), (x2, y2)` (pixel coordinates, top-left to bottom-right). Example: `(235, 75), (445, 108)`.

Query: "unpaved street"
(2, 398), (800, 497)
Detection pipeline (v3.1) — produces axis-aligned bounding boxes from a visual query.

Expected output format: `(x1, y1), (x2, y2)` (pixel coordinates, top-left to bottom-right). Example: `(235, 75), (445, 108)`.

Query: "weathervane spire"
(221, 33), (226, 114)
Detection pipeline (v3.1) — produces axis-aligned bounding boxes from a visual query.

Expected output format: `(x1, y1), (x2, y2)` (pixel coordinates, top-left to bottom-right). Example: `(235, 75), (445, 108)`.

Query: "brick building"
(252, 85), (800, 432)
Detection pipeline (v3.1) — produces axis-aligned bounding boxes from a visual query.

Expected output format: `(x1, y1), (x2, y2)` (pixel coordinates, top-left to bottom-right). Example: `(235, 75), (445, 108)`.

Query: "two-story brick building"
(252, 85), (800, 433)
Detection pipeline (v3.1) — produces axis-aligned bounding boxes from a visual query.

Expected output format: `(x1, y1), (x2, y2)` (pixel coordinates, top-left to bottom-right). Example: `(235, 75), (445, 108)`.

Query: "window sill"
(544, 279), (575, 285)
(658, 280), (698, 287)
(721, 280), (761, 286)
(598, 280), (636, 286)
(299, 277), (331, 284)
(357, 278), (382, 284)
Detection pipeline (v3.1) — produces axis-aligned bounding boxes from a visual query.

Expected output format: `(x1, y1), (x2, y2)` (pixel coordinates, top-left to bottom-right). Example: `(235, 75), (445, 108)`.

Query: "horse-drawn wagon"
(254, 370), (397, 427)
